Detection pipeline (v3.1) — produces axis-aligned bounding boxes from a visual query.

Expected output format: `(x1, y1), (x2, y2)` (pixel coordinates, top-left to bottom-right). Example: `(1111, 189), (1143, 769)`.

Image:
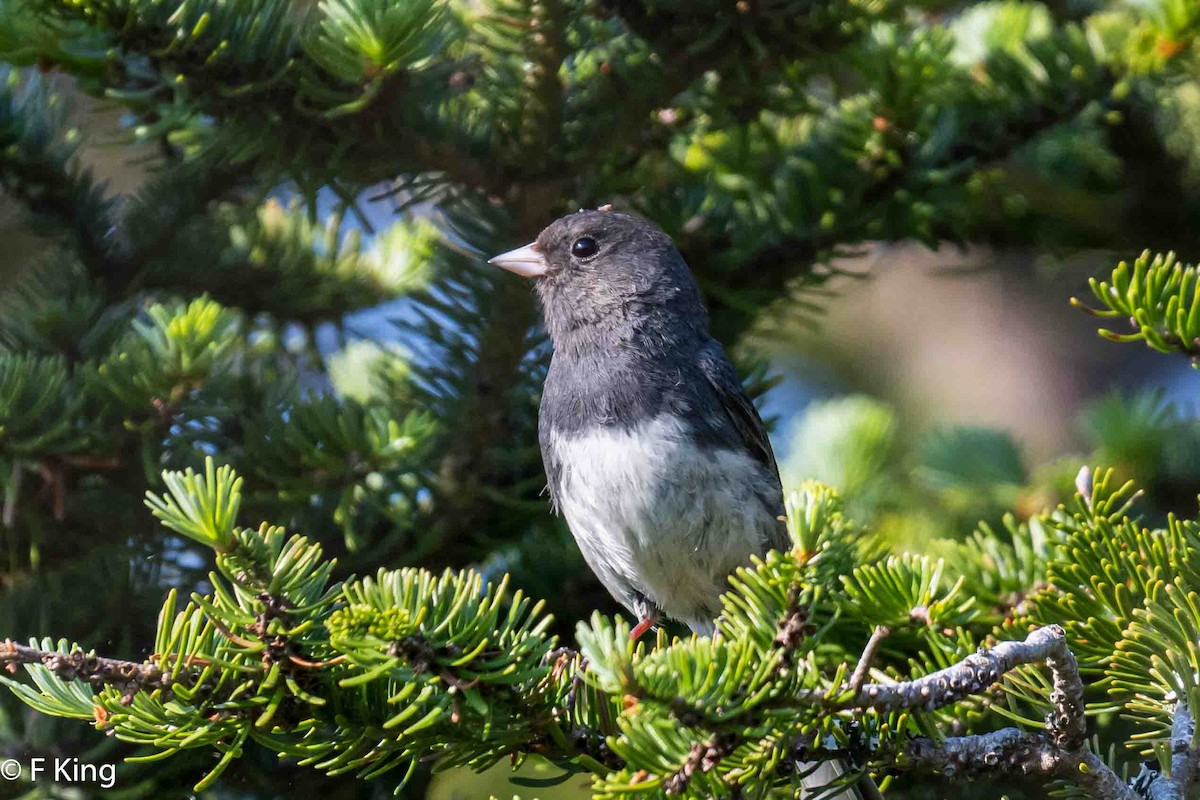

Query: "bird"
(489, 208), (875, 800)
(488, 207), (789, 637)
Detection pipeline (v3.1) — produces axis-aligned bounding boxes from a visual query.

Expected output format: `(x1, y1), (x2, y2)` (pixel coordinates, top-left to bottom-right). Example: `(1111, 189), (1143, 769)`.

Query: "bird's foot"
(629, 613), (659, 641)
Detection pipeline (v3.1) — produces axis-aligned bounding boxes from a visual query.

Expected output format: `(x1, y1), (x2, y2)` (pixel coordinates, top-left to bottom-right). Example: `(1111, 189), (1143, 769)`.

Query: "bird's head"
(488, 207), (706, 342)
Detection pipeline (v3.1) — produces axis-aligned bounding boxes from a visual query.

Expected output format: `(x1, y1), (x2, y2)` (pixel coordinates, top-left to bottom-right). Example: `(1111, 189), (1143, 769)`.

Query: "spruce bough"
(3, 460), (1198, 799)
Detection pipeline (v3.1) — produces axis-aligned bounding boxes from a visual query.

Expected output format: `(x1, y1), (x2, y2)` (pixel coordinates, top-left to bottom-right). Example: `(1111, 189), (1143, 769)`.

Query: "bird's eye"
(571, 237), (599, 259)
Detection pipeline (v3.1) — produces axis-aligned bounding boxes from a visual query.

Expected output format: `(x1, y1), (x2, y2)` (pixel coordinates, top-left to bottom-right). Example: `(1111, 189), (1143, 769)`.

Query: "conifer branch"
(848, 625), (890, 693)
(0, 639), (172, 701)
(903, 731), (1136, 800)
(1142, 703), (1199, 800)
(813, 626), (1076, 714)
(1074, 251), (1200, 366)
(807, 626), (1124, 798)
(0, 619), (1140, 798)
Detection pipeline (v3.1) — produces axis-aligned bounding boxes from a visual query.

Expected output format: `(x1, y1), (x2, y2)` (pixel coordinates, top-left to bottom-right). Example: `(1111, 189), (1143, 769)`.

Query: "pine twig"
(817, 626), (1078, 714)
(903, 730), (1136, 800)
(1143, 703), (1199, 800)
(1, 639), (171, 702)
(848, 625), (890, 693)
(0, 624), (1163, 800)
(808, 625), (1131, 800)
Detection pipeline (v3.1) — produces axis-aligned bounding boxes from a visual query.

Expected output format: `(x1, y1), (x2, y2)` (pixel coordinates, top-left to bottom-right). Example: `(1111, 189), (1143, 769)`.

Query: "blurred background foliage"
(1, 0), (1200, 796)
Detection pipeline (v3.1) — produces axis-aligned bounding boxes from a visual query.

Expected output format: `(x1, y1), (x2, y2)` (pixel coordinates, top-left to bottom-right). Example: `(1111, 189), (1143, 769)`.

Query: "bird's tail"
(800, 759), (882, 800)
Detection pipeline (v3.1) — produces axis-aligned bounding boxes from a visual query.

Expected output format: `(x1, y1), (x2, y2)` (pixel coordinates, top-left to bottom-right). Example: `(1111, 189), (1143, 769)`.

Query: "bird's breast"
(543, 414), (779, 624)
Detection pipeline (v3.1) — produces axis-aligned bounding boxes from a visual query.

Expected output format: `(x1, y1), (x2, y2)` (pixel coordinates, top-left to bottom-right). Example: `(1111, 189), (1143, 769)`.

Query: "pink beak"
(488, 242), (548, 278)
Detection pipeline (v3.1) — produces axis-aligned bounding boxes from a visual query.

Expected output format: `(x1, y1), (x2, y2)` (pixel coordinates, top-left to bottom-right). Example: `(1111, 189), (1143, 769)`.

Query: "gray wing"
(537, 407), (564, 515)
(697, 346), (791, 553)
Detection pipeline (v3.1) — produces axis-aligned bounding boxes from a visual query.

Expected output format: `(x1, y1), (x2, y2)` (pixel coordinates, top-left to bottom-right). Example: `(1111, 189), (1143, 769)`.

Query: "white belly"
(550, 414), (777, 629)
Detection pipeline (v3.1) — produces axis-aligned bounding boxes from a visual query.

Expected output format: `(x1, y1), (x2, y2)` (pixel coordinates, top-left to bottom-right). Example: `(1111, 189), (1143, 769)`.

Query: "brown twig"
(287, 653), (346, 669)
(849, 625), (890, 693)
(1, 639), (170, 703)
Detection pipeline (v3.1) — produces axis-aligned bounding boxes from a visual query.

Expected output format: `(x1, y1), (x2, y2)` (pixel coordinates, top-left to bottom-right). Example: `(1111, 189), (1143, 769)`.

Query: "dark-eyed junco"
(489, 208), (788, 638)
(490, 208), (874, 800)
